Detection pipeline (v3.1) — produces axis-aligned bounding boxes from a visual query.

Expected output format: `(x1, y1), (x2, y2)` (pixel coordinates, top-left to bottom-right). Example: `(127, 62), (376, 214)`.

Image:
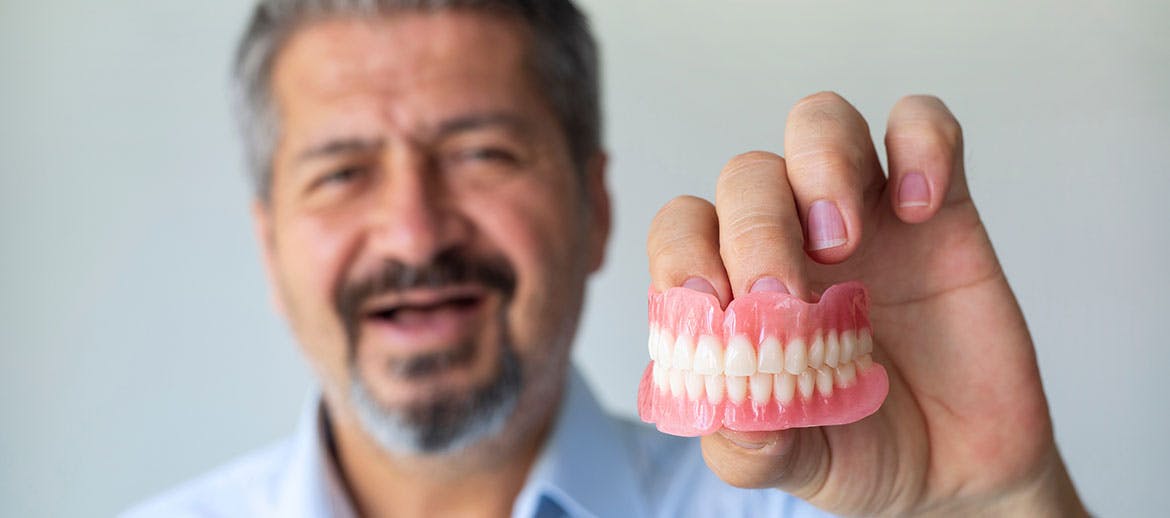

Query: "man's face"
(254, 11), (608, 455)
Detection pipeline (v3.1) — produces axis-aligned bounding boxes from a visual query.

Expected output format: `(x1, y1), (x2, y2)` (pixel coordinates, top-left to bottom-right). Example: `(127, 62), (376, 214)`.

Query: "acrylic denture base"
(637, 281), (889, 437)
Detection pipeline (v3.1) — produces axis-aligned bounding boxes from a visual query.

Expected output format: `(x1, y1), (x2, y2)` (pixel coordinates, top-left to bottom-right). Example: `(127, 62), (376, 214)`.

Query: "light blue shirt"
(123, 368), (832, 517)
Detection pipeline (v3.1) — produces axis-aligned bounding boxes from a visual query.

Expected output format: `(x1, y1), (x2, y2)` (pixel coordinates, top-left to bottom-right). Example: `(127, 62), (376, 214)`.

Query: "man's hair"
(232, 0), (601, 201)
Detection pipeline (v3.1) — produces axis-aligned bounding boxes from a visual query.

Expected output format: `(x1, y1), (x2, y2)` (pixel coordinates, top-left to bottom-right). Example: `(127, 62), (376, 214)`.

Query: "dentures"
(637, 281), (889, 437)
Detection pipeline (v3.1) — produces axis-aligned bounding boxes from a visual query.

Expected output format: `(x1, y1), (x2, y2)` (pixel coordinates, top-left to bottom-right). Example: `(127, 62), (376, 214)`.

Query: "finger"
(783, 91), (887, 264)
(646, 195), (732, 306)
(699, 427), (829, 492)
(885, 95), (968, 223)
(714, 151), (809, 300)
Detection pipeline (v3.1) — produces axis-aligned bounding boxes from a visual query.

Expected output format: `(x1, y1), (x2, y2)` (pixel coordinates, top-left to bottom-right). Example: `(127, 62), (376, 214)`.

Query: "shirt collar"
(513, 368), (648, 518)
(275, 366), (646, 518)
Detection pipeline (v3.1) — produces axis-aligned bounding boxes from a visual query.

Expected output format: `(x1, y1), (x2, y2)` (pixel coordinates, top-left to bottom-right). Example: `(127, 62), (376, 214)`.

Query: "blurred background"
(2, 0), (1167, 515)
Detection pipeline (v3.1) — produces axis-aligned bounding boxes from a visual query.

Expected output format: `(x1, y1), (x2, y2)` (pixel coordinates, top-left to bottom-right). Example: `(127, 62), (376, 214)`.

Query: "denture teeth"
(824, 330), (841, 368)
(808, 331), (825, 370)
(648, 327), (658, 361)
(774, 373), (796, 405)
(652, 362), (666, 389)
(693, 335), (724, 375)
(797, 370), (815, 400)
(705, 374), (725, 403)
(749, 373), (773, 403)
(856, 353), (873, 371)
(784, 338), (807, 375)
(815, 368), (834, 397)
(673, 334), (695, 371)
(840, 329), (857, 363)
(726, 375), (748, 404)
(669, 369), (685, 397)
(658, 330), (675, 368)
(724, 335), (757, 377)
(836, 362), (857, 388)
(858, 328), (874, 356)
(685, 371), (705, 401)
(757, 336), (785, 374)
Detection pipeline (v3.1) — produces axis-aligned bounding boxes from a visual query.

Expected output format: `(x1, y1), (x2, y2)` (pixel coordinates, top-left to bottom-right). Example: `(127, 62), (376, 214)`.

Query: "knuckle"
(647, 196), (714, 257)
(794, 91), (848, 113)
(787, 147), (863, 180)
(717, 151), (784, 190)
(722, 209), (793, 254)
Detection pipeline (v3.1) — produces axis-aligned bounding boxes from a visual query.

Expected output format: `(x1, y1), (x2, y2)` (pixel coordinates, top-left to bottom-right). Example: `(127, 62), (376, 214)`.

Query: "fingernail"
(718, 429), (771, 450)
(750, 277), (789, 294)
(807, 200), (847, 251)
(682, 277), (717, 296)
(898, 172), (931, 208)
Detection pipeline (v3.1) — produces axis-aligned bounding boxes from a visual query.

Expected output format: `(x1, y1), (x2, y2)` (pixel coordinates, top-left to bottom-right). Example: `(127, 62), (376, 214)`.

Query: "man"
(127, 0), (1088, 516)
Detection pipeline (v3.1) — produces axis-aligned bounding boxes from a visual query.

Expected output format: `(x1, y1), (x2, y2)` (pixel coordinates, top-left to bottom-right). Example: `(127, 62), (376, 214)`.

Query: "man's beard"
(335, 249), (522, 456)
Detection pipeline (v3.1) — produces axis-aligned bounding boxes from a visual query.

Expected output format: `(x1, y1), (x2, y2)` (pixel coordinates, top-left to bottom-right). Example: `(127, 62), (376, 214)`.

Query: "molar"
(836, 361), (857, 387)
(858, 328), (874, 356)
(757, 336), (785, 373)
(725, 335), (757, 377)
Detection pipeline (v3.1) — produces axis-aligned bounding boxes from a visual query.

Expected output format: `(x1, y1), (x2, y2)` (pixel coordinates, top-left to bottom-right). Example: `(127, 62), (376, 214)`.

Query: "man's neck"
(323, 401), (553, 518)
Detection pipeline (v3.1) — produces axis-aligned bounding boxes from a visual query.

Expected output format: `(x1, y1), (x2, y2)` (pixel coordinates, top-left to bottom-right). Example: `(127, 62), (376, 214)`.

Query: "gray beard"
(348, 342), (522, 457)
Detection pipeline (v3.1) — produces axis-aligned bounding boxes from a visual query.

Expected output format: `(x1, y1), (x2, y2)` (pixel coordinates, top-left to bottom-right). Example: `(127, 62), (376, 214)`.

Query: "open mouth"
(359, 286), (492, 346)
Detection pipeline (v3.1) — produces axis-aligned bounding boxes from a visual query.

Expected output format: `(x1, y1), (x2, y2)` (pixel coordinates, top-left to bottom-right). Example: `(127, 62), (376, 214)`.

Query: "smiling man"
(125, 1), (1088, 517)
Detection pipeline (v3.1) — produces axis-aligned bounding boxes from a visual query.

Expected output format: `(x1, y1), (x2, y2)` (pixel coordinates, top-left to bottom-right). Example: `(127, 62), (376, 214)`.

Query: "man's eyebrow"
(432, 112), (531, 139)
(295, 137), (384, 164)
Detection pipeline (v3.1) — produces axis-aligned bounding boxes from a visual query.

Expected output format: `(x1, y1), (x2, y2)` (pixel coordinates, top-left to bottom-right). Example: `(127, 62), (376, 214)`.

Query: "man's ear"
(251, 200), (287, 318)
(584, 151), (611, 273)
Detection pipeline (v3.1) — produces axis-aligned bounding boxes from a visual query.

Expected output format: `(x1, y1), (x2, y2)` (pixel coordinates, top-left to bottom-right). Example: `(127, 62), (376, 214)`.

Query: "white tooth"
(652, 362), (666, 389)
(693, 335), (724, 375)
(840, 329), (857, 363)
(673, 334), (695, 371)
(836, 362), (857, 387)
(647, 326), (657, 361)
(808, 332), (825, 369)
(726, 375), (748, 404)
(669, 369), (685, 397)
(773, 373), (796, 404)
(658, 330), (675, 367)
(856, 354), (873, 371)
(797, 370), (815, 400)
(816, 368), (834, 397)
(685, 371), (705, 400)
(824, 330), (841, 368)
(749, 373), (773, 403)
(859, 328), (874, 355)
(705, 374), (725, 403)
(724, 335), (757, 376)
(784, 337), (807, 375)
(757, 336), (785, 373)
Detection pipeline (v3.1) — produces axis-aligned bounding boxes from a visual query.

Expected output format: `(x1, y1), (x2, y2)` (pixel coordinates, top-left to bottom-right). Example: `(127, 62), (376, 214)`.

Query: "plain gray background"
(2, 0), (1167, 516)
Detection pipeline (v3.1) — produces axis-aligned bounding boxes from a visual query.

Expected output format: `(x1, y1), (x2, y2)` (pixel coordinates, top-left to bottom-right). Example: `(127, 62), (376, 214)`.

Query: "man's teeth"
(647, 326), (875, 404)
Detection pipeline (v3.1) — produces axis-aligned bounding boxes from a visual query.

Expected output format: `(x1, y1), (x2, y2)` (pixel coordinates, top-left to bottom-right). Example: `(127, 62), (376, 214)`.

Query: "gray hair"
(231, 0), (601, 201)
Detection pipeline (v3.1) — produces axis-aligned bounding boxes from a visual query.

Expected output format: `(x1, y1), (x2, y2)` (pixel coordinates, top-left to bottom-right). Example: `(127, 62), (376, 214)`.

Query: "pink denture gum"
(637, 281), (889, 437)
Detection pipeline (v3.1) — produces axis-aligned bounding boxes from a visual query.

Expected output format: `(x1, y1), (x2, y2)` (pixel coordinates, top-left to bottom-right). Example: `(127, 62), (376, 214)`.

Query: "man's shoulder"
(120, 438), (295, 518)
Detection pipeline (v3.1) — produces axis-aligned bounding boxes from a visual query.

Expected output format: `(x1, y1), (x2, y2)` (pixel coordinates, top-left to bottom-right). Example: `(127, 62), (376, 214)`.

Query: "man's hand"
(646, 93), (1087, 516)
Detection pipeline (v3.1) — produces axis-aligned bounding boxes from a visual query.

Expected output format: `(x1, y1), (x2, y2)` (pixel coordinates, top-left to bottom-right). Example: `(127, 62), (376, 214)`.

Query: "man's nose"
(366, 153), (470, 265)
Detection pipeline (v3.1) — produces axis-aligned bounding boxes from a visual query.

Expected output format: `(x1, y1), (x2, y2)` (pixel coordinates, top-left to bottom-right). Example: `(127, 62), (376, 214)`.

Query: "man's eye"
(316, 166), (365, 187)
(458, 148), (518, 164)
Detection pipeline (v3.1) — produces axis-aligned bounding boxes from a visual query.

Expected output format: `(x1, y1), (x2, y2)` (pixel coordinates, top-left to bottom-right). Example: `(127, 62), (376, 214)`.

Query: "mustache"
(334, 248), (518, 348)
